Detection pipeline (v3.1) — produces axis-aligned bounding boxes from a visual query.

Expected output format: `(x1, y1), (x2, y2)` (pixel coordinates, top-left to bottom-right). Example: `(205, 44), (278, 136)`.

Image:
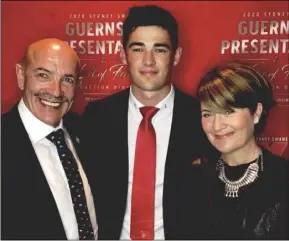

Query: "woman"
(197, 62), (289, 239)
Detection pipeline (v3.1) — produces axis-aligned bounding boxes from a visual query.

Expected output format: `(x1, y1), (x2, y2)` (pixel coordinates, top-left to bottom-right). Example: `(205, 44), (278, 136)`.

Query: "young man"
(81, 5), (213, 239)
(2, 38), (97, 240)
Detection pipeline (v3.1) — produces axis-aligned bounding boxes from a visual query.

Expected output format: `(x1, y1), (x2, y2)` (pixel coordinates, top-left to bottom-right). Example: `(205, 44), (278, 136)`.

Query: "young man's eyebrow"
(128, 42), (145, 48)
(128, 42), (171, 49)
(154, 43), (171, 49)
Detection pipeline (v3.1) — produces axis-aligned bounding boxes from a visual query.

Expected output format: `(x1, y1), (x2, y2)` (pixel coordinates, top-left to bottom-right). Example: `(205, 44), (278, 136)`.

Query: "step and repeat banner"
(2, 1), (288, 159)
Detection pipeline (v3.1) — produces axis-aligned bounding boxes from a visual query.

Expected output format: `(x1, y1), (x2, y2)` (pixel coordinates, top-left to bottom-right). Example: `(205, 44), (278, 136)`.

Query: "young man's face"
(121, 26), (181, 93)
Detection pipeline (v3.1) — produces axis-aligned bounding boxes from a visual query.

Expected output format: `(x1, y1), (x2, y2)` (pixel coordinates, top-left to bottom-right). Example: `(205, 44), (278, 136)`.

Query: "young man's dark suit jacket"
(81, 87), (215, 239)
(1, 104), (82, 240)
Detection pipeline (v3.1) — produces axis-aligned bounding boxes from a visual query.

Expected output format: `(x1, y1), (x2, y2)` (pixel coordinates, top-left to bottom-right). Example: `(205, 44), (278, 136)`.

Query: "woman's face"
(201, 103), (261, 155)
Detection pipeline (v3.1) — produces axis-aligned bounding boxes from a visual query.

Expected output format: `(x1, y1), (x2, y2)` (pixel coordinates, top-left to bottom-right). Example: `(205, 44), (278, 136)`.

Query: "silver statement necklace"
(217, 149), (263, 198)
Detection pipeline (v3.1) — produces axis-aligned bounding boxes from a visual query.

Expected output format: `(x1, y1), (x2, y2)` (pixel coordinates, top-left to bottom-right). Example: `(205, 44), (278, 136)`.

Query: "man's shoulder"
(174, 86), (200, 106)
(2, 110), (11, 124)
(88, 88), (129, 107)
(173, 87), (201, 117)
(1, 105), (28, 151)
(83, 88), (129, 117)
(1, 104), (20, 129)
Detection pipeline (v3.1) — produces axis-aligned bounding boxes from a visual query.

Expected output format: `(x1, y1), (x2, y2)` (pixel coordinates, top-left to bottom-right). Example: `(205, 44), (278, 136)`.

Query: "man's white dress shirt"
(18, 99), (98, 240)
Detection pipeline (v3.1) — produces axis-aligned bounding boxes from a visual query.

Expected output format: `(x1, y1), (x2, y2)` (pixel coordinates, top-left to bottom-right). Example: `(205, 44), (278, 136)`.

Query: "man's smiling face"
(16, 39), (78, 127)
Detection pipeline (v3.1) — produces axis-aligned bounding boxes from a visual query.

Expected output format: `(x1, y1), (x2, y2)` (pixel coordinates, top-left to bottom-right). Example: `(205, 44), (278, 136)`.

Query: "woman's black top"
(203, 147), (289, 240)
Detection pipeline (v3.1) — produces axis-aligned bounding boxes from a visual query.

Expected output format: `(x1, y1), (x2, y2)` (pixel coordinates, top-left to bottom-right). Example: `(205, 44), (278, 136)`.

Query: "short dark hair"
(122, 5), (179, 51)
(197, 62), (276, 134)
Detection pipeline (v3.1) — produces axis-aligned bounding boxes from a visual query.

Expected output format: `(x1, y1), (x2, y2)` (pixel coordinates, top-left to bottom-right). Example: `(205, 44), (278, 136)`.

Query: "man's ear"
(16, 64), (25, 90)
(173, 47), (182, 66)
(120, 47), (127, 65)
(77, 76), (83, 88)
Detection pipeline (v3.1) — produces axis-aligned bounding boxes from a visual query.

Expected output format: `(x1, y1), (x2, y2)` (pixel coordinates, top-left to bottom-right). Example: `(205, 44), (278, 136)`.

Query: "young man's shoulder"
(174, 86), (201, 112)
(84, 88), (129, 111)
(174, 87), (199, 103)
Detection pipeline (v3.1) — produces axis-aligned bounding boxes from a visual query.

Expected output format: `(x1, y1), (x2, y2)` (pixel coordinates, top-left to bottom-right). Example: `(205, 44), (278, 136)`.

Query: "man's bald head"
(20, 38), (80, 74)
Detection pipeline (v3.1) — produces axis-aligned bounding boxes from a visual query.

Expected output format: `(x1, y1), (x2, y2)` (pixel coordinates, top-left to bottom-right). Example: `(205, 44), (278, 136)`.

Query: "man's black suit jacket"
(81, 87), (215, 239)
(1, 104), (82, 240)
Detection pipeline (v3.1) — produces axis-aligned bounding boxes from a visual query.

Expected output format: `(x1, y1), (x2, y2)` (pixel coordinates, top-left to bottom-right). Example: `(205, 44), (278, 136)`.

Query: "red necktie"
(130, 106), (159, 240)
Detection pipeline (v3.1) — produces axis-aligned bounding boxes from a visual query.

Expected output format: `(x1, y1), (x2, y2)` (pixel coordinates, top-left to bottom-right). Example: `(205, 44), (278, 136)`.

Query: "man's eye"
(38, 73), (48, 78)
(63, 77), (75, 84)
(155, 48), (168, 53)
(132, 48), (142, 52)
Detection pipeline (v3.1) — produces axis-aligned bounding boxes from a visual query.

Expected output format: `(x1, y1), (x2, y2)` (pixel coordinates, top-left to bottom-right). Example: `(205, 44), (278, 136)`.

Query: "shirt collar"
(129, 84), (175, 114)
(18, 98), (63, 144)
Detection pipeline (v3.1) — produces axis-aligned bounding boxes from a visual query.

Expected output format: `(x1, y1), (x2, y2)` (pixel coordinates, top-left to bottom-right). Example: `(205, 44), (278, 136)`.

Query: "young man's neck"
(131, 84), (171, 106)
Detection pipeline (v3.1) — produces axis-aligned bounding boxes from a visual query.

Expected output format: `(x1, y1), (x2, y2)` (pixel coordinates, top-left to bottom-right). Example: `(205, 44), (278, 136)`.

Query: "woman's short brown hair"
(197, 62), (276, 134)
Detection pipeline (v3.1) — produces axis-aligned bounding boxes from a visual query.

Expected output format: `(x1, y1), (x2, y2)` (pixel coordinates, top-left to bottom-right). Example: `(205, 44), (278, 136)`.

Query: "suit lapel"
(110, 89), (130, 204)
(163, 89), (184, 237)
(63, 113), (81, 152)
(165, 89), (184, 171)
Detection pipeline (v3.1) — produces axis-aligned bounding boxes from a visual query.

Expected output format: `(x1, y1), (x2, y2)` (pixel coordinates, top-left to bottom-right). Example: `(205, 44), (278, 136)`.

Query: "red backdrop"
(2, 1), (288, 159)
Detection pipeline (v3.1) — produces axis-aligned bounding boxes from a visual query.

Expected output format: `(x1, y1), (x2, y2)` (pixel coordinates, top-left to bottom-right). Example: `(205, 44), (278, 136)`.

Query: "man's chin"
(41, 117), (62, 127)
(35, 112), (64, 127)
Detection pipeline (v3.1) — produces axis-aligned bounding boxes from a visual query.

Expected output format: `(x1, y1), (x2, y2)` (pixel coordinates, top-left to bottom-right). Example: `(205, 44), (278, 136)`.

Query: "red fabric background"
(2, 1), (288, 158)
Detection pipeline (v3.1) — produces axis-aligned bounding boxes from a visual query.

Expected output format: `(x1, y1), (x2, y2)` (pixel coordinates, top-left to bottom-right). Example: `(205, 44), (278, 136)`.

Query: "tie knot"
(46, 128), (65, 146)
(140, 106), (159, 121)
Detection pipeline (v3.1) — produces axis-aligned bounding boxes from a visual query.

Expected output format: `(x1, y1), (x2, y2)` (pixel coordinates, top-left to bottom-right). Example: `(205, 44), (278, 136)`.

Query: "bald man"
(1, 38), (97, 240)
